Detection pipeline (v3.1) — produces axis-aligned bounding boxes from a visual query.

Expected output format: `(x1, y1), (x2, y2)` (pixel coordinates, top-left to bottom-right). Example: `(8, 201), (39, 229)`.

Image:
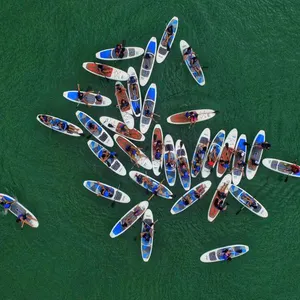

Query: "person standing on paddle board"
(189, 56), (202, 75)
(96, 182), (114, 198)
(16, 213), (37, 229)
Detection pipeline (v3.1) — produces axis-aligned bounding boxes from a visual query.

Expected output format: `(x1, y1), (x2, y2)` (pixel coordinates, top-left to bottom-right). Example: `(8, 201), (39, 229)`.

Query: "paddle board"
(151, 124), (164, 176)
(167, 109), (216, 124)
(0, 194), (39, 228)
(216, 128), (238, 178)
(180, 40), (205, 86)
(140, 83), (157, 134)
(115, 81), (134, 129)
(37, 114), (83, 137)
(82, 62), (129, 81)
(63, 90), (111, 107)
(87, 140), (126, 176)
(139, 37), (157, 86)
(207, 174), (231, 222)
(96, 47), (144, 60)
(76, 111), (113, 147)
(200, 245), (249, 263)
(232, 134), (247, 185)
(156, 16), (178, 63)
(164, 134), (176, 186)
(141, 209), (154, 262)
(129, 171), (173, 199)
(201, 130), (225, 178)
(191, 128), (210, 178)
(246, 130), (265, 180)
(114, 134), (152, 170)
(127, 67), (142, 117)
(110, 201), (149, 238)
(83, 180), (130, 203)
(262, 158), (300, 177)
(175, 140), (191, 191)
(170, 181), (211, 215)
(99, 116), (145, 142)
(229, 185), (268, 218)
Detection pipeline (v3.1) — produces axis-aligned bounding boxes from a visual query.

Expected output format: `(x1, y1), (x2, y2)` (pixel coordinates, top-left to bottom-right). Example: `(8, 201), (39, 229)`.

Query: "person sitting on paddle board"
(257, 141), (271, 150)
(121, 205), (143, 228)
(16, 213), (37, 229)
(153, 140), (163, 160)
(118, 123), (130, 136)
(222, 249), (232, 261)
(58, 121), (81, 134)
(94, 91), (103, 104)
(193, 145), (207, 174)
(194, 185), (205, 199)
(189, 56), (202, 75)
(125, 145), (142, 165)
(134, 173), (144, 184)
(129, 76), (139, 99)
(178, 158), (190, 178)
(96, 182), (114, 198)
(119, 99), (130, 110)
(183, 47), (193, 60)
(114, 43), (123, 57)
(288, 164), (300, 174)
(77, 84), (93, 106)
(87, 121), (99, 133)
(249, 158), (260, 167)
(98, 150), (116, 167)
(141, 229), (153, 243)
(96, 63), (111, 75)
(144, 53), (153, 69)
(163, 25), (174, 47)
(166, 151), (176, 169)
(207, 147), (218, 167)
(214, 184), (229, 211)
(0, 196), (15, 215)
(39, 115), (52, 125)
(185, 111), (199, 124)
(241, 194), (258, 209)
(182, 194), (193, 205)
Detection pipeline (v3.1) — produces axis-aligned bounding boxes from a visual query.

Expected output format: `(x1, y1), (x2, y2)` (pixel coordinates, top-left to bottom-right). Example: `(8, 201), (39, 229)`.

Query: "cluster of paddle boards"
(30, 15), (300, 264)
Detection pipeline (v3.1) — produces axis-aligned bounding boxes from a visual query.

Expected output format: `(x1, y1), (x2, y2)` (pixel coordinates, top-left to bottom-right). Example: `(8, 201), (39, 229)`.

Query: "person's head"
(225, 143), (229, 149)
(202, 146), (207, 152)
(227, 256), (232, 261)
(125, 145), (131, 152)
(101, 153), (106, 159)
(240, 152), (245, 157)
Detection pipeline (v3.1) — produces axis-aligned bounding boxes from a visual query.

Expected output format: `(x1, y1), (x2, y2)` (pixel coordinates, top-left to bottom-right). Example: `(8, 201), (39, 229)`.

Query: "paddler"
(257, 141), (271, 150)
(193, 145), (207, 174)
(183, 46), (193, 60)
(114, 43), (123, 57)
(222, 249), (232, 261)
(214, 183), (229, 211)
(121, 205), (143, 228)
(118, 123), (130, 136)
(207, 146), (218, 167)
(87, 121), (99, 134)
(96, 182), (114, 198)
(141, 228), (153, 243)
(185, 111), (199, 125)
(153, 139), (163, 160)
(163, 24), (174, 47)
(182, 194), (193, 205)
(289, 164), (300, 174)
(16, 213), (37, 229)
(128, 76), (139, 99)
(96, 63), (111, 75)
(77, 84), (93, 106)
(38, 115), (51, 125)
(178, 158), (190, 178)
(241, 193), (258, 209)
(58, 121), (81, 134)
(0, 195), (15, 215)
(94, 91), (103, 104)
(189, 56), (202, 75)
(166, 151), (176, 169)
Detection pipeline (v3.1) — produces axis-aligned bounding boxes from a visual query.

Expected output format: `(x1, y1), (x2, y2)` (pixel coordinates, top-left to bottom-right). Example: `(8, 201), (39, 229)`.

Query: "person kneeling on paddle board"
(16, 213), (37, 229)
(0, 196), (15, 215)
(96, 182), (114, 198)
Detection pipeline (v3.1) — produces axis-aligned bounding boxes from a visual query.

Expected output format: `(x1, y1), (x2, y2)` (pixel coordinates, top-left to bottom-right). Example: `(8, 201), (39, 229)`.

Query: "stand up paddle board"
(63, 90), (111, 107)
(127, 67), (142, 117)
(262, 158), (300, 177)
(167, 109), (216, 124)
(232, 134), (247, 185)
(164, 134), (176, 186)
(96, 47), (144, 61)
(151, 124), (164, 176)
(176, 140), (191, 191)
(141, 209), (154, 262)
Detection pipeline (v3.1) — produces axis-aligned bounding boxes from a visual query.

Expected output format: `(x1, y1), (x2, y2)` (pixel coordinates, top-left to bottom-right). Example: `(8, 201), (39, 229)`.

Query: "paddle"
(284, 160), (297, 182)
(110, 183), (121, 208)
(236, 177), (269, 215)
(134, 219), (158, 241)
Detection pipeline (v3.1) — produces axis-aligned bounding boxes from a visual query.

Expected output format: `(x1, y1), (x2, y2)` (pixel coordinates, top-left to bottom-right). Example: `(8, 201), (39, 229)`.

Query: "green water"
(1, 1), (300, 299)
